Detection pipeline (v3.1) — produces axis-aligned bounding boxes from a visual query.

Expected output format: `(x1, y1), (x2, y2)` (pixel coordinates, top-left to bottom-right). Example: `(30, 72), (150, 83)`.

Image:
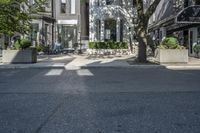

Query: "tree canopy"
(0, 0), (31, 36)
(0, 0), (48, 36)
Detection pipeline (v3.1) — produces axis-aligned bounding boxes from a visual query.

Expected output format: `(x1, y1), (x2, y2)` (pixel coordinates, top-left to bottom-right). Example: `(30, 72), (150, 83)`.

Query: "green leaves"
(193, 44), (200, 56)
(14, 38), (32, 50)
(0, 0), (47, 36)
(160, 37), (182, 49)
(0, 0), (30, 36)
(89, 42), (128, 49)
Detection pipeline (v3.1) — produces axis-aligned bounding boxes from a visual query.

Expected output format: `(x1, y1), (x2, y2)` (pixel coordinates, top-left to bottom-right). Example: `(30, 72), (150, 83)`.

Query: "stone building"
(89, 0), (136, 43)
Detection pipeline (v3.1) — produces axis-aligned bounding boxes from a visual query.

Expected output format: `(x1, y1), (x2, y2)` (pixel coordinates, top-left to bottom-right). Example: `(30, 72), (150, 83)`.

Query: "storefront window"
(57, 25), (77, 48)
(196, 0), (200, 5)
(30, 23), (39, 46)
(197, 27), (200, 43)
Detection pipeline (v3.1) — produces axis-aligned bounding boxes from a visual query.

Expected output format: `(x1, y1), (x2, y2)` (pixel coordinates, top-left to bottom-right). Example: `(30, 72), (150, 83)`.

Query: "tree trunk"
(137, 29), (147, 62)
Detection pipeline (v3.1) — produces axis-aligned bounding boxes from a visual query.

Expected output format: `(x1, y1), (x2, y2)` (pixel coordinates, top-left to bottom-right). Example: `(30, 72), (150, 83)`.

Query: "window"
(196, 0), (200, 5)
(95, 20), (101, 41)
(173, 0), (184, 12)
(184, 0), (189, 7)
(96, 0), (100, 6)
(61, 0), (66, 13)
(106, 0), (114, 5)
(197, 27), (200, 42)
(70, 0), (76, 14)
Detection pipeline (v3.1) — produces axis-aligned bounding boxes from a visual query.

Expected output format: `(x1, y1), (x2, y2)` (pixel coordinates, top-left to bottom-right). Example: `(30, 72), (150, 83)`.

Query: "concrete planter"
(2, 48), (37, 64)
(155, 49), (188, 64)
(87, 49), (131, 55)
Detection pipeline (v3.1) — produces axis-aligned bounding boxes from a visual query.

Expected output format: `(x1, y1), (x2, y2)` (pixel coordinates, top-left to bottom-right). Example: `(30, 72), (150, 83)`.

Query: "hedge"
(89, 42), (128, 49)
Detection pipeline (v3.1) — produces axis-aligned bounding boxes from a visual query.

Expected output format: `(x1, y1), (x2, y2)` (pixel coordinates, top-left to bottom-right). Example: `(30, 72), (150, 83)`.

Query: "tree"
(0, 0), (48, 49)
(0, 0), (31, 48)
(135, 0), (161, 62)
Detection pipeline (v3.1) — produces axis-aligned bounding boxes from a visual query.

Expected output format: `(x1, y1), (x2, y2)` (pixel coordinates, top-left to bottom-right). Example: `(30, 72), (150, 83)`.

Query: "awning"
(148, 5), (200, 33)
(176, 5), (200, 24)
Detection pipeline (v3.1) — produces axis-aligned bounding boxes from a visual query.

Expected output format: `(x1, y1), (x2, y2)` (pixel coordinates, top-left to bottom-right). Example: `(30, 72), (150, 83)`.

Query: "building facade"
(54, 0), (81, 49)
(29, 0), (82, 49)
(89, 0), (136, 43)
(148, 0), (200, 56)
(29, 0), (55, 47)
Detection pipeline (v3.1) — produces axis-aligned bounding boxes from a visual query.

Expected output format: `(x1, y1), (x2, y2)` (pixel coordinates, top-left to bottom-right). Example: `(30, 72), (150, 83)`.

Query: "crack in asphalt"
(34, 98), (66, 133)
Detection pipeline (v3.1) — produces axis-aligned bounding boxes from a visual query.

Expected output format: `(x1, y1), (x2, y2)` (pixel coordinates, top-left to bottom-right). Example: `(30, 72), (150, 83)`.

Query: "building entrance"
(57, 25), (78, 49)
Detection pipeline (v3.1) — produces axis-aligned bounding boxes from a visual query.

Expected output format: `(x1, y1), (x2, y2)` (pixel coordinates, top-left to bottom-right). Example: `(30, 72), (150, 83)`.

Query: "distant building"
(89, 0), (136, 43)
(29, 0), (85, 49)
(29, 0), (55, 47)
(54, 0), (81, 49)
(148, 0), (200, 56)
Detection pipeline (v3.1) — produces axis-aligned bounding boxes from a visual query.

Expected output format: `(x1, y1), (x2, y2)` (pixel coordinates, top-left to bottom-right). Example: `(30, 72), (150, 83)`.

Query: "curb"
(0, 64), (200, 70)
(0, 65), (65, 69)
(79, 65), (164, 69)
(165, 65), (200, 70)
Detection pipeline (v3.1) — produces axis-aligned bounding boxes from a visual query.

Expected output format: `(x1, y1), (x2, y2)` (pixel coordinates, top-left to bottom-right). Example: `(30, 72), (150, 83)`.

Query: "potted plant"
(2, 38), (37, 64)
(193, 44), (200, 58)
(155, 37), (188, 63)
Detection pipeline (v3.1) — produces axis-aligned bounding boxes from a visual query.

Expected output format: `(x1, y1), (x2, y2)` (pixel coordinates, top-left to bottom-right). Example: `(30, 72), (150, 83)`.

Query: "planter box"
(87, 49), (131, 55)
(155, 49), (188, 64)
(2, 48), (37, 64)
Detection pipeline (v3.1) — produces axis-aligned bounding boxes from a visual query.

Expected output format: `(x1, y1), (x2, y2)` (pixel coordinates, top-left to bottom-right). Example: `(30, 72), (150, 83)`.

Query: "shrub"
(14, 39), (31, 50)
(121, 42), (129, 49)
(89, 42), (128, 49)
(160, 37), (181, 49)
(36, 45), (49, 53)
(36, 45), (43, 52)
(193, 44), (200, 57)
(89, 42), (95, 49)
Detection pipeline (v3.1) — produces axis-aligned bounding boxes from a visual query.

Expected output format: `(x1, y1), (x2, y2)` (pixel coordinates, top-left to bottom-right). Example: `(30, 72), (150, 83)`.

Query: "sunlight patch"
(77, 69), (94, 76)
(45, 69), (63, 76)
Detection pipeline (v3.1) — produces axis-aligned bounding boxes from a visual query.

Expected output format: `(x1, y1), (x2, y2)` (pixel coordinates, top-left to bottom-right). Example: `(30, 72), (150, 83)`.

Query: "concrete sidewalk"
(0, 54), (74, 69)
(0, 54), (200, 70)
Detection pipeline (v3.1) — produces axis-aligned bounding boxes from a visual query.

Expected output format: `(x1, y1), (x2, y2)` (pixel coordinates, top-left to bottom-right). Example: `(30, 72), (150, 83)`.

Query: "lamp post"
(51, 0), (55, 50)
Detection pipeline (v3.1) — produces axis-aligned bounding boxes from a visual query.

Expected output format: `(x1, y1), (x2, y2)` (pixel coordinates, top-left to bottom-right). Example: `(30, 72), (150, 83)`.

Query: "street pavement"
(0, 67), (200, 133)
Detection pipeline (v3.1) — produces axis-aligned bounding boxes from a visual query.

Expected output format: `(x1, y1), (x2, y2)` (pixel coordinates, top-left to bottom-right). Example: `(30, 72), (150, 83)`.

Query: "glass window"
(61, 0), (66, 13)
(70, 0), (76, 14)
(196, 0), (200, 5)
(96, 0), (100, 6)
(106, 0), (114, 5)
(197, 27), (200, 42)
(95, 20), (101, 41)
(104, 19), (116, 41)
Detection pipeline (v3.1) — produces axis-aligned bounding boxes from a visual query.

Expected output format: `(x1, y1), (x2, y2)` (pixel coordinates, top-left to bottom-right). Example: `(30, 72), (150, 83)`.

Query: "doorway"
(57, 25), (78, 48)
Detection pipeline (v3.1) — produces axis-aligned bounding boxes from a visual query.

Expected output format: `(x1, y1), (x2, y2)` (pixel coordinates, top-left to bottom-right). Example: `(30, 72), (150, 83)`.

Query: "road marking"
(45, 69), (63, 76)
(77, 69), (94, 76)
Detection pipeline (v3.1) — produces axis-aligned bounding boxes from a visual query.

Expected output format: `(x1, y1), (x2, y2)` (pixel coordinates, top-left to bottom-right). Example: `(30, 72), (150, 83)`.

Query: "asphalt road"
(0, 67), (200, 133)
